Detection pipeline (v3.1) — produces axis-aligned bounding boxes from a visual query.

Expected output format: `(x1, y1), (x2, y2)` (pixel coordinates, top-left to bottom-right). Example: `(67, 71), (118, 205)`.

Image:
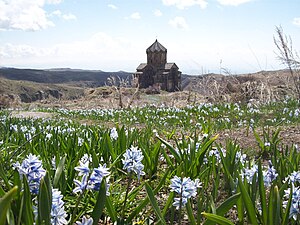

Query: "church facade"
(134, 40), (181, 92)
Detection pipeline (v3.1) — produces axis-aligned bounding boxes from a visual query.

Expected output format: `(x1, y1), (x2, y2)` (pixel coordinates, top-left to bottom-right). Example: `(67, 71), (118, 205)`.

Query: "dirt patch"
(216, 125), (300, 153)
(11, 111), (54, 119)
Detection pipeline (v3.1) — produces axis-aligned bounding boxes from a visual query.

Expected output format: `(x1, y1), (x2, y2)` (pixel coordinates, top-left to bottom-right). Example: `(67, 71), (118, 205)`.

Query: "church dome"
(146, 39), (167, 53)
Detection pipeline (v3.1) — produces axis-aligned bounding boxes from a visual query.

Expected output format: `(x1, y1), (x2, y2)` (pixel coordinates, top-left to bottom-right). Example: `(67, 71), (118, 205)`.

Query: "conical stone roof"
(146, 39), (167, 53)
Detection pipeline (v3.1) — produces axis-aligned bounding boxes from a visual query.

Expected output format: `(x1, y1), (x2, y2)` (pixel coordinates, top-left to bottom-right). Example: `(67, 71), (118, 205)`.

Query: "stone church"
(134, 40), (181, 92)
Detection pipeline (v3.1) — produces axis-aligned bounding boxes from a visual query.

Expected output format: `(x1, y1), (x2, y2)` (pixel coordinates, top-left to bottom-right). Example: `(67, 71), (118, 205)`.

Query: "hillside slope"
(0, 68), (132, 86)
(0, 67), (294, 105)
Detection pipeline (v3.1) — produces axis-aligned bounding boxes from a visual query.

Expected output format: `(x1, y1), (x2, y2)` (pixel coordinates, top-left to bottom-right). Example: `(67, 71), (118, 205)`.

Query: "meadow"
(0, 97), (300, 224)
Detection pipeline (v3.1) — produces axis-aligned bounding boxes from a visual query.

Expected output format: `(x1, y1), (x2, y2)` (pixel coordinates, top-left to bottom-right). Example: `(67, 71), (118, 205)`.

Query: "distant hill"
(0, 67), (132, 87)
(0, 67), (293, 105)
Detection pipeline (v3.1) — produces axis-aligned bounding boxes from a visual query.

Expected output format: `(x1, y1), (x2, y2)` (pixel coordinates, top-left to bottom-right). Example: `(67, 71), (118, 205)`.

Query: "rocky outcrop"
(19, 89), (63, 103)
(48, 89), (62, 99)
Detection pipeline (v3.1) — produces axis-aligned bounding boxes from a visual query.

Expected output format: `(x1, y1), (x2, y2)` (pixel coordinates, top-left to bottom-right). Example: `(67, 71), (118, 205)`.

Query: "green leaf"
(0, 186), (5, 197)
(258, 161), (267, 225)
(162, 192), (175, 217)
(0, 159), (10, 190)
(268, 186), (274, 225)
(38, 173), (52, 225)
(22, 176), (34, 225)
(53, 155), (66, 188)
(202, 213), (234, 225)
(216, 193), (241, 216)
(201, 135), (219, 153)
(145, 182), (166, 225)
(238, 176), (258, 225)
(0, 186), (18, 225)
(105, 196), (117, 222)
(253, 130), (264, 150)
(92, 180), (107, 225)
(186, 199), (196, 225)
(7, 209), (15, 225)
(219, 151), (235, 195)
(203, 193), (241, 225)
(236, 188), (244, 224)
(161, 148), (175, 170)
(156, 136), (181, 162)
(273, 186), (281, 225)
(128, 169), (169, 221)
(282, 184), (293, 225)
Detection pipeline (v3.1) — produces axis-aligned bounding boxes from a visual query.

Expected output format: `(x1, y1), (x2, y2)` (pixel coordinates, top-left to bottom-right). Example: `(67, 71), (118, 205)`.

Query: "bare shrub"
(0, 95), (11, 109)
(274, 26), (300, 99)
(106, 75), (139, 109)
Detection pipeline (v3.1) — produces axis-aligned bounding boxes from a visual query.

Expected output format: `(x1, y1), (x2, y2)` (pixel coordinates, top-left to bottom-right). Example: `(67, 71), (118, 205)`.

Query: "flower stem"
(70, 191), (85, 224)
(70, 173), (91, 224)
(178, 190), (182, 225)
(121, 173), (132, 222)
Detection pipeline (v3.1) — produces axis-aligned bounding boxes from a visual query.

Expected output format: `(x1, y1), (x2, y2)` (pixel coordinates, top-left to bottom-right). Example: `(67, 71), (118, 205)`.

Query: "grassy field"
(0, 98), (300, 224)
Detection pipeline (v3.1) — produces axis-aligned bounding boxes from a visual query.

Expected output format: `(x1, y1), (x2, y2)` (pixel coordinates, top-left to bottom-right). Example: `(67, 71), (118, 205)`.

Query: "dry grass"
(1, 69), (298, 109)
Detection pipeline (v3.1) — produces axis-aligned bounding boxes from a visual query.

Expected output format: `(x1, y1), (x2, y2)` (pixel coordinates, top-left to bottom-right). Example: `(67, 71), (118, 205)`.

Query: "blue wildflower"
(110, 127), (118, 140)
(76, 216), (93, 225)
(240, 164), (258, 184)
(208, 147), (226, 164)
(173, 197), (188, 209)
(88, 164), (110, 191)
(170, 176), (201, 209)
(283, 185), (300, 220)
(74, 155), (110, 194)
(241, 162), (278, 187)
(284, 171), (300, 184)
(75, 154), (91, 176)
(263, 161), (278, 187)
(73, 174), (89, 194)
(13, 153), (46, 194)
(51, 188), (68, 225)
(122, 146), (145, 180)
(235, 151), (247, 164)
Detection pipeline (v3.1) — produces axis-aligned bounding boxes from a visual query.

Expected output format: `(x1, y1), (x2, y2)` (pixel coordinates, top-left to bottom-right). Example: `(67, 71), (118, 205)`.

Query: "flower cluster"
(235, 151), (247, 164)
(110, 127), (118, 140)
(283, 185), (300, 220)
(122, 146), (145, 180)
(13, 153), (46, 194)
(262, 162), (278, 187)
(284, 171), (300, 184)
(240, 164), (258, 184)
(241, 162), (278, 187)
(208, 147), (226, 164)
(76, 216), (93, 225)
(74, 154), (110, 194)
(169, 176), (201, 209)
(51, 188), (68, 225)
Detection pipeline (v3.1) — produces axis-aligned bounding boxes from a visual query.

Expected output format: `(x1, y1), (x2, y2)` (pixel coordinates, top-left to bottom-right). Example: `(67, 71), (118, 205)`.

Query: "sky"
(0, 0), (300, 75)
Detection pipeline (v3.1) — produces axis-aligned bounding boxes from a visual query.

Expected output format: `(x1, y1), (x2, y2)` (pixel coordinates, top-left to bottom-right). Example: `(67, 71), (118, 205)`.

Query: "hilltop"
(0, 67), (294, 108)
(0, 67), (131, 86)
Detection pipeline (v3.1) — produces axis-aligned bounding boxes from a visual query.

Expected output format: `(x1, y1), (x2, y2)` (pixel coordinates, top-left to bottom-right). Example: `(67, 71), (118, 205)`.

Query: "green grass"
(0, 98), (300, 224)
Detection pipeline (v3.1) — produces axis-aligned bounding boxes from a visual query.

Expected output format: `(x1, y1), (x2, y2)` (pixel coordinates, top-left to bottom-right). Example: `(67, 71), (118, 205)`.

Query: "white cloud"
(169, 17), (189, 30)
(51, 10), (62, 16)
(108, 4), (118, 9)
(293, 17), (300, 26)
(62, 13), (76, 20)
(0, 0), (64, 31)
(46, 0), (63, 4)
(0, 32), (145, 70)
(217, 0), (253, 6)
(0, 43), (54, 58)
(0, 32), (133, 59)
(162, 0), (207, 9)
(154, 9), (162, 17)
(130, 12), (141, 20)
(50, 10), (76, 21)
